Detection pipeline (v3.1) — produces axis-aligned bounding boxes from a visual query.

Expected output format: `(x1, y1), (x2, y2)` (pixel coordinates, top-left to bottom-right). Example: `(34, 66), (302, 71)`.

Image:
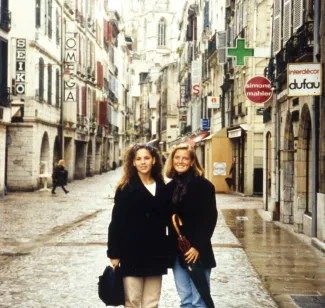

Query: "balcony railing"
(207, 32), (216, 59)
(0, 87), (10, 107)
(0, 9), (11, 32)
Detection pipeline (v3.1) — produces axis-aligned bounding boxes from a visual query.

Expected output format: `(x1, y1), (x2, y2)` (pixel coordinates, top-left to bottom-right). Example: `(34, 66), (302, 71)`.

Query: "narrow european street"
(0, 169), (325, 308)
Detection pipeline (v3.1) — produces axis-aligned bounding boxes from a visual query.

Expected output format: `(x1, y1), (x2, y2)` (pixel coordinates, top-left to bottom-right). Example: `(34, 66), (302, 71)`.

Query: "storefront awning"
(185, 132), (210, 147)
(228, 124), (247, 139)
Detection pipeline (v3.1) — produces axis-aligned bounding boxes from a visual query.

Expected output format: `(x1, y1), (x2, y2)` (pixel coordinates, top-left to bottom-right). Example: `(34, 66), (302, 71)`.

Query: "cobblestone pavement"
(0, 168), (277, 308)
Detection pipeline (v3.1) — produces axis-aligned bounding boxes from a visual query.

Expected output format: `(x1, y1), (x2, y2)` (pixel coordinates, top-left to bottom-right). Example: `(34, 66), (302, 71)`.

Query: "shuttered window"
(293, 0), (303, 33)
(47, 64), (52, 105)
(56, 9), (60, 45)
(56, 69), (60, 107)
(158, 18), (166, 47)
(39, 57), (44, 101)
(273, 0), (282, 54)
(99, 101), (108, 126)
(92, 90), (97, 118)
(217, 31), (227, 64)
(36, 0), (41, 28)
(283, 0), (292, 43)
(82, 86), (86, 116)
(48, 0), (52, 39)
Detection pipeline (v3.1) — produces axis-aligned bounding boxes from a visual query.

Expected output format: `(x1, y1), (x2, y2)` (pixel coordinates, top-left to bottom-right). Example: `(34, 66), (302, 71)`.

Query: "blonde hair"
(116, 143), (163, 190)
(58, 159), (65, 166)
(165, 143), (204, 178)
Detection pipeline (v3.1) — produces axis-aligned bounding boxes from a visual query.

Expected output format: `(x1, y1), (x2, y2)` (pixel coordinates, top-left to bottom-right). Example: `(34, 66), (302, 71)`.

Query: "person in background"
(225, 157), (236, 192)
(165, 143), (217, 308)
(51, 159), (69, 195)
(107, 143), (170, 308)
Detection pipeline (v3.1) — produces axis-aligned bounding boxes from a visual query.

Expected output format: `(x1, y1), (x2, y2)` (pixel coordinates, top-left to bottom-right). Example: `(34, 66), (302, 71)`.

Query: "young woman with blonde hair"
(107, 144), (169, 308)
(165, 143), (217, 308)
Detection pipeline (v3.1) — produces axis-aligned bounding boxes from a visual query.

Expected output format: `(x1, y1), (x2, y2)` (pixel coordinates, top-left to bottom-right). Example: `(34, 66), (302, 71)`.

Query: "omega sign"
(64, 22), (77, 102)
(16, 39), (26, 94)
(287, 63), (322, 97)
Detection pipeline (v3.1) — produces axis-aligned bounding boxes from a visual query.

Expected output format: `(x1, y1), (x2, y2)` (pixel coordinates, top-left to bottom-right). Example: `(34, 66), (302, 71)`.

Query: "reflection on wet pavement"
(223, 208), (325, 308)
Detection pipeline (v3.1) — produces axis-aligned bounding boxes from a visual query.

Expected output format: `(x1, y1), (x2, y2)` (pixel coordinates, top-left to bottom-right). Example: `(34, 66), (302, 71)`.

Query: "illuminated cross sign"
(227, 39), (254, 66)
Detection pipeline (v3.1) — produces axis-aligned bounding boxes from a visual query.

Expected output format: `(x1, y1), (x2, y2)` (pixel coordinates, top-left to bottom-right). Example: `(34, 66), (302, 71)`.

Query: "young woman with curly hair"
(165, 143), (217, 308)
(107, 143), (170, 308)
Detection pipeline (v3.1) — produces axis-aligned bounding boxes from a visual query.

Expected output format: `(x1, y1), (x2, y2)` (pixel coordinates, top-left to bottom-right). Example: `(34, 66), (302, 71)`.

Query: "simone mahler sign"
(287, 63), (322, 97)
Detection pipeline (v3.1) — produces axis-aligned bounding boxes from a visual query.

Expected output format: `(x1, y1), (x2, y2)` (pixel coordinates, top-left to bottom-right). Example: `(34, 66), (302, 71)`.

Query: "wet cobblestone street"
(0, 169), (278, 307)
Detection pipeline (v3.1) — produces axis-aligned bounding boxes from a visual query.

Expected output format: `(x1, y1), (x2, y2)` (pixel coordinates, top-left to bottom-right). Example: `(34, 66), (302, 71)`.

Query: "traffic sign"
(245, 76), (272, 104)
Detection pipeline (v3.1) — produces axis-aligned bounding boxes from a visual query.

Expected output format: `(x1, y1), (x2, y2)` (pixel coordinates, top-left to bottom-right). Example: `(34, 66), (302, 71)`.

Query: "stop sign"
(245, 76), (273, 104)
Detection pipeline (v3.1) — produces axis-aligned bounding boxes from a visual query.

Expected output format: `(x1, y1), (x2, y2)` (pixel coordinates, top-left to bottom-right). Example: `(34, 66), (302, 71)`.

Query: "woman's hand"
(110, 258), (120, 268)
(184, 247), (199, 263)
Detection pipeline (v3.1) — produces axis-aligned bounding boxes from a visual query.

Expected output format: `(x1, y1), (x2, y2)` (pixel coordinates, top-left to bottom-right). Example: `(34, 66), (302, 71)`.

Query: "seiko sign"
(16, 39), (26, 94)
(287, 63), (322, 97)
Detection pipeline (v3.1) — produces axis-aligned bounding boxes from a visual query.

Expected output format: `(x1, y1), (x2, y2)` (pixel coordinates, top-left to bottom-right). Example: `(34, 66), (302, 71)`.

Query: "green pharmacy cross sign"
(227, 39), (254, 66)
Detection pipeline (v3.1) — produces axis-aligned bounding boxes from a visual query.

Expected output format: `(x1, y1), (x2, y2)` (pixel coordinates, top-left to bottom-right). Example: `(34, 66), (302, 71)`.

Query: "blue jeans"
(173, 257), (211, 308)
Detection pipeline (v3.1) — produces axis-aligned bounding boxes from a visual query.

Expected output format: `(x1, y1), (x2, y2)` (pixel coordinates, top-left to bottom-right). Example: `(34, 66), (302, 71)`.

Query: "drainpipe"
(312, 0), (320, 238)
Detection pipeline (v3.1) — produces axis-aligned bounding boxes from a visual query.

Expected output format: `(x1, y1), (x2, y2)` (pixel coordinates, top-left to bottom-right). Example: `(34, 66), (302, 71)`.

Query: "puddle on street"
(223, 209), (325, 306)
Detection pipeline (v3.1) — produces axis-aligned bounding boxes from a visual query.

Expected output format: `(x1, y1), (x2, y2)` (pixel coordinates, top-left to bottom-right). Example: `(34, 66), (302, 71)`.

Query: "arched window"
(55, 68), (60, 107)
(48, 64), (52, 105)
(158, 18), (166, 47)
(39, 57), (44, 101)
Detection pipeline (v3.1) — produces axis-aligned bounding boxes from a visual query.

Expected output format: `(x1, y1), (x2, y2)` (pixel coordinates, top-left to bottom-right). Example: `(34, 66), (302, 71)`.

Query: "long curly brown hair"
(117, 144), (164, 189)
(165, 143), (204, 178)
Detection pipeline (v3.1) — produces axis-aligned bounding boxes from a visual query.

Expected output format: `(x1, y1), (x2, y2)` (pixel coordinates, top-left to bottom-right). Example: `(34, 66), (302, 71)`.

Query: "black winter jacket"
(166, 175), (218, 269)
(52, 165), (68, 185)
(107, 174), (170, 277)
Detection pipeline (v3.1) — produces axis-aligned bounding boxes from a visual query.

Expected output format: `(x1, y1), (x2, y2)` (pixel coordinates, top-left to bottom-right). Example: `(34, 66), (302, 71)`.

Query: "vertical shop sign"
(64, 22), (77, 102)
(16, 39), (26, 94)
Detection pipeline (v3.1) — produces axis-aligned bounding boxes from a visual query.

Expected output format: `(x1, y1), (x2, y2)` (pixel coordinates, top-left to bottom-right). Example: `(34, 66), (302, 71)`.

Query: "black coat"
(52, 165), (68, 185)
(166, 175), (218, 269)
(107, 174), (170, 277)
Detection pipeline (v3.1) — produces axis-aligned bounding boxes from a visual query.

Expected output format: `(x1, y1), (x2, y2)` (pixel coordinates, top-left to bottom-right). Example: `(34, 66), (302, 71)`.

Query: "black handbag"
(98, 265), (125, 306)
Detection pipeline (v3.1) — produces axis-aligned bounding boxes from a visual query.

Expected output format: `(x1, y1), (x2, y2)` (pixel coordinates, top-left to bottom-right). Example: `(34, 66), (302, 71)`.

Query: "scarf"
(172, 169), (195, 204)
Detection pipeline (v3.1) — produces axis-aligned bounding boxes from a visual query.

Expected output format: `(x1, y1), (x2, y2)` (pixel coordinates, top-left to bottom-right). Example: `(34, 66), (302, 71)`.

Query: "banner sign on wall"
(207, 96), (220, 108)
(287, 63), (322, 97)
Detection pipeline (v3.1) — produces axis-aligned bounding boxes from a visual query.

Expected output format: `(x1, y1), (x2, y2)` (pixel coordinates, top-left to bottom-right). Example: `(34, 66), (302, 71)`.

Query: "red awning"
(185, 132), (210, 147)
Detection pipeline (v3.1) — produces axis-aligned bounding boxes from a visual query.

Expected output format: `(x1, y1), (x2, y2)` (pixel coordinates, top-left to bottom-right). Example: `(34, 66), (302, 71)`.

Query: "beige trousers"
(123, 276), (162, 308)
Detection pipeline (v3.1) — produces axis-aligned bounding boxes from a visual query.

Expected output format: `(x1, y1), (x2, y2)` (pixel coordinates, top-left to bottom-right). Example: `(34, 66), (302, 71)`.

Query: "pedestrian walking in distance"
(51, 159), (69, 194)
(107, 143), (170, 308)
(165, 143), (217, 308)
(225, 157), (236, 192)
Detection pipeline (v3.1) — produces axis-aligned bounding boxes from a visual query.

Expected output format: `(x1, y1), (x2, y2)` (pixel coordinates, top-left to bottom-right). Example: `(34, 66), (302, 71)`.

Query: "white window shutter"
(217, 31), (227, 48)
(218, 48), (227, 64)
(239, 1), (243, 31)
(243, 0), (248, 28)
(283, 0), (292, 43)
(293, 0), (303, 33)
(273, 0), (282, 55)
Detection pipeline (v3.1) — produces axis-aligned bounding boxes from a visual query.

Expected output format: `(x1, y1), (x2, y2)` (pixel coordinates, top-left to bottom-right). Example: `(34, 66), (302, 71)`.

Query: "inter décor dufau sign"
(287, 63), (322, 97)
(244, 76), (272, 104)
(16, 39), (26, 94)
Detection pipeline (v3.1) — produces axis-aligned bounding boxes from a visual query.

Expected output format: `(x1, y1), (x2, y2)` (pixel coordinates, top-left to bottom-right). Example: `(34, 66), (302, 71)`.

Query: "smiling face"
(133, 148), (155, 176)
(173, 149), (193, 175)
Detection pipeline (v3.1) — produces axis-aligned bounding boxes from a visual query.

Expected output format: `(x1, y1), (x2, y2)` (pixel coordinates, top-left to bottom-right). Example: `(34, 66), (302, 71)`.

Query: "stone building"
(265, 0), (325, 239)
(0, 0), (11, 195)
(3, 0), (127, 191)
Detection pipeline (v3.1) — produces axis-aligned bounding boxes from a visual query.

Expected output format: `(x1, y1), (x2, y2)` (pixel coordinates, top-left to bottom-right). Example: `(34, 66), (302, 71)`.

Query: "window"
(47, 64), (52, 104)
(48, 0), (52, 38)
(55, 68), (59, 107)
(158, 18), (166, 47)
(36, 0), (41, 28)
(39, 57), (44, 101)
(56, 9), (59, 45)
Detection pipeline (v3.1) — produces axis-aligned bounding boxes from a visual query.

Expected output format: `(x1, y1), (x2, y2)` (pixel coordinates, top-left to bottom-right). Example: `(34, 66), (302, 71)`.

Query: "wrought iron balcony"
(0, 87), (10, 107)
(0, 9), (11, 32)
(207, 32), (216, 59)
